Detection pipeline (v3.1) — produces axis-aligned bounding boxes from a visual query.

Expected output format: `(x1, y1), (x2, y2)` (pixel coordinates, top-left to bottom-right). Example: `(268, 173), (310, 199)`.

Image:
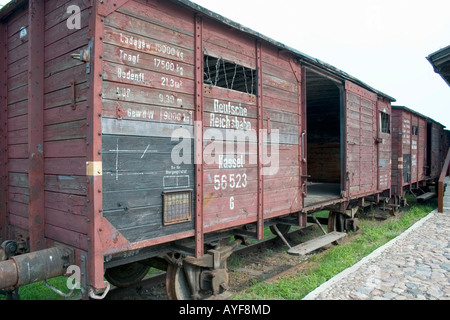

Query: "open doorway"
(304, 69), (344, 207)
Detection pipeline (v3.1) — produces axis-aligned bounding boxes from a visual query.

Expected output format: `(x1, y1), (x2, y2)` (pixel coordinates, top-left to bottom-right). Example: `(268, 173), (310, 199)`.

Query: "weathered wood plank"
(102, 42), (194, 79)
(45, 224), (89, 251)
(45, 191), (87, 216)
(44, 175), (87, 196)
(288, 232), (347, 256)
(101, 117), (194, 138)
(103, 205), (194, 244)
(102, 61), (195, 95)
(102, 100), (193, 125)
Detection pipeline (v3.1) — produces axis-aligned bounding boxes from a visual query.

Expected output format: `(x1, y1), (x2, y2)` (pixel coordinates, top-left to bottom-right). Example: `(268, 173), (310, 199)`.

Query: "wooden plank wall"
(377, 98), (391, 192)
(0, 19), (7, 243)
(100, 0), (196, 243)
(5, 5), (29, 240)
(42, 0), (91, 250)
(391, 108), (402, 195)
(418, 117), (426, 182)
(430, 122), (443, 179)
(392, 108), (429, 196)
(197, 16), (259, 232)
(1, 0), (92, 250)
(261, 46), (301, 218)
(98, 0), (304, 241)
(201, 18), (301, 231)
(345, 82), (385, 197)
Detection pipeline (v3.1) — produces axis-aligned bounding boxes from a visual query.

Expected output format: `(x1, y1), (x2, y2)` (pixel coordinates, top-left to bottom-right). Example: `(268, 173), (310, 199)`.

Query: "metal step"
(287, 232), (347, 256)
(416, 192), (435, 203)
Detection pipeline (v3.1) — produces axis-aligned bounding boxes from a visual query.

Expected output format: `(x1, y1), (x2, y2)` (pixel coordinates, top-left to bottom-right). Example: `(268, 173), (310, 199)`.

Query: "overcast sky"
(190, 0), (450, 128)
(1, 0), (449, 128)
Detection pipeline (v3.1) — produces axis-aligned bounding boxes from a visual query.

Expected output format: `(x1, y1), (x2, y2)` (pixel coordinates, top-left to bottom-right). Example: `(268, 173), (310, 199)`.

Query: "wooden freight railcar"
(391, 106), (446, 201)
(0, 0), (395, 299)
(427, 119), (446, 181)
(391, 106), (429, 198)
(444, 130), (450, 155)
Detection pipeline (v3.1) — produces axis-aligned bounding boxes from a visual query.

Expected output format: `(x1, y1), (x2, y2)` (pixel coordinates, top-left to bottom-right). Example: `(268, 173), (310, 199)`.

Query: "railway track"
(103, 225), (323, 300)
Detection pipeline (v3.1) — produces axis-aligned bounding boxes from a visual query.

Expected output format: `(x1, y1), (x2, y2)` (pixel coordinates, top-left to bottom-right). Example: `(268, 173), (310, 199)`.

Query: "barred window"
(380, 112), (390, 134)
(204, 55), (257, 95)
(163, 190), (192, 225)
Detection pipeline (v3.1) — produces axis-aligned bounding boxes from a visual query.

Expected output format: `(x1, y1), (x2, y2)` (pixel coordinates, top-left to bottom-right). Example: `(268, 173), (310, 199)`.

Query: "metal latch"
(71, 49), (89, 62)
(71, 38), (93, 74)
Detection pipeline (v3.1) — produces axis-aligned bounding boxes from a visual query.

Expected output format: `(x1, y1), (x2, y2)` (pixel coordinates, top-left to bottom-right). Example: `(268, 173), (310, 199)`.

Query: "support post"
(0, 21), (8, 243)
(87, 2), (106, 291)
(28, 0), (45, 251)
(256, 40), (264, 240)
(194, 14), (204, 258)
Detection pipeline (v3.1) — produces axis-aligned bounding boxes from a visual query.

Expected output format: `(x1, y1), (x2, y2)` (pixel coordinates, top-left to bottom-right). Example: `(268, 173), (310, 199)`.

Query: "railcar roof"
(173, 0), (396, 102)
(0, 0), (396, 102)
(392, 105), (446, 128)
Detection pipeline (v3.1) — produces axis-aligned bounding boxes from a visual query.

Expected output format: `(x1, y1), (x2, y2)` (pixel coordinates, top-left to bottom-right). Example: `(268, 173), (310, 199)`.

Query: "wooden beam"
(87, 1), (107, 292)
(28, 0), (45, 251)
(194, 14), (204, 258)
(0, 21), (8, 243)
(97, 0), (130, 17)
(256, 40), (264, 240)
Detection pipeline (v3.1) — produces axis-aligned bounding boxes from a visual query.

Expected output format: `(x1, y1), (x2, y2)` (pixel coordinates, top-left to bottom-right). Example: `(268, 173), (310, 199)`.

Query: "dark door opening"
(304, 69), (344, 207)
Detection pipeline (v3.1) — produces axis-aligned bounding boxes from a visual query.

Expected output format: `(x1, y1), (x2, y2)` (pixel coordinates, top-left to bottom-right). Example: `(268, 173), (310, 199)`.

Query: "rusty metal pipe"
(0, 246), (73, 290)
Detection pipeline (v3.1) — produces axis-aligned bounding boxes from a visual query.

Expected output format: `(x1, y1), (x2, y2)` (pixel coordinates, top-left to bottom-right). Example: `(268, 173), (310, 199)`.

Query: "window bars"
(204, 55), (257, 95)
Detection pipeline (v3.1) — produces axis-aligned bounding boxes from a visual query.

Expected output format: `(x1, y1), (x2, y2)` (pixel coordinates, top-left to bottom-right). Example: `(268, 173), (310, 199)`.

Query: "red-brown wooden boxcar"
(391, 106), (446, 199)
(444, 130), (450, 155)
(0, 0), (396, 299)
(391, 106), (428, 197)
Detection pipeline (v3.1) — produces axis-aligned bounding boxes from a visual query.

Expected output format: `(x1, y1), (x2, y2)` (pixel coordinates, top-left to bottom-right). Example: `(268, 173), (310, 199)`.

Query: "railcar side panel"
(100, 0), (196, 244)
(201, 17), (259, 232)
(43, 0), (91, 251)
(429, 121), (444, 179)
(5, 5), (30, 242)
(261, 45), (301, 218)
(0, 0), (92, 251)
(391, 106), (436, 196)
(345, 81), (391, 197)
(377, 98), (392, 192)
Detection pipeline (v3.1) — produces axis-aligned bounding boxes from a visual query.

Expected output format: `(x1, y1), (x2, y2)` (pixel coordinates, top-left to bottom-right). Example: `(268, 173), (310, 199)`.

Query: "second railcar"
(391, 106), (429, 197)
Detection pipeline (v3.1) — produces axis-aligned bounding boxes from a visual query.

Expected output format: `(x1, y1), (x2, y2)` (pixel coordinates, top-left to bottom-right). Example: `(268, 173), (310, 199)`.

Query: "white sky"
(190, 0), (450, 128)
(1, 0), (449, 128)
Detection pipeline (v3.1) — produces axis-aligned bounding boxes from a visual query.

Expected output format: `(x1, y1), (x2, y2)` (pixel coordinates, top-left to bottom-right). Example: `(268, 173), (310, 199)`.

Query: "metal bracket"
(71, 81), (76, 110)
(71, 38), (93, 74)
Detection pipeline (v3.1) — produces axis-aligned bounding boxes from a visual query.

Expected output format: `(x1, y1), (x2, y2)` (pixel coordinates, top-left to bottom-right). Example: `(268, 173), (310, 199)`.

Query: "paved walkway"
(303, 207), (450, 300)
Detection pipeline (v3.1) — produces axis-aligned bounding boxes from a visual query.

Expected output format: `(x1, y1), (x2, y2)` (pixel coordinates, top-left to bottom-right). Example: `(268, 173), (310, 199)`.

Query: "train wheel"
(270, 224), (291, 236)
(166, 264), (192, 300)
(104, 262), (150, 288)
(328, 211), (346, 245)
(328, 211), (345, 232)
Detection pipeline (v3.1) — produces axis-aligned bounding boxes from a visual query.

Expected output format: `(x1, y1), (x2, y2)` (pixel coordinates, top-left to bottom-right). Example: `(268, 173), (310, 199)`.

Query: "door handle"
(301, 131), (306, 163)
